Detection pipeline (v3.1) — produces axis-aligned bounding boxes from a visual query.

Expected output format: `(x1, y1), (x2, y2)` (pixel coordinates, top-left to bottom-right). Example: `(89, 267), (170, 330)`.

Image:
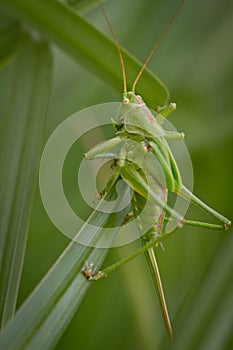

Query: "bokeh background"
(2, 0), (232, 349)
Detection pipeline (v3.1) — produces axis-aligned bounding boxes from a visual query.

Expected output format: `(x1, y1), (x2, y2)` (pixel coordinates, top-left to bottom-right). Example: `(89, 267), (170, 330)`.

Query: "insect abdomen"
(131, 169), (167, 241)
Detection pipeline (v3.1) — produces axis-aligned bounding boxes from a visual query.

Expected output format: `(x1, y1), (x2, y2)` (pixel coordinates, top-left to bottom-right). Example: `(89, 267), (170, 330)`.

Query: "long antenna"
(97, 1), (127, 93)
(132, 0), (185, 92)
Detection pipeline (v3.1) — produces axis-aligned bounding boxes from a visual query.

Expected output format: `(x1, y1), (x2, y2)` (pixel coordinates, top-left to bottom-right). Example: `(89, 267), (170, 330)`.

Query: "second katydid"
(83, 0), (231, 339)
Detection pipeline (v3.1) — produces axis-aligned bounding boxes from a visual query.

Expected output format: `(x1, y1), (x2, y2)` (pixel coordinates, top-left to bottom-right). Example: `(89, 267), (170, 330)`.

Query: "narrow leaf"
(0, 184), (129, 350)
(0, 31), (52, 327)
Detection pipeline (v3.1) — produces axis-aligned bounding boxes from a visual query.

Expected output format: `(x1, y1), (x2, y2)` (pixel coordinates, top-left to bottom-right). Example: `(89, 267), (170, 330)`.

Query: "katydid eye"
(123, 97), (130, 104)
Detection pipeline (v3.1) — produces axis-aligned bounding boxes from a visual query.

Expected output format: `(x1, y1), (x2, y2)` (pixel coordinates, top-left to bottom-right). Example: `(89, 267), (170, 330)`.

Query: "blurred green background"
(1, 0), (233, 349)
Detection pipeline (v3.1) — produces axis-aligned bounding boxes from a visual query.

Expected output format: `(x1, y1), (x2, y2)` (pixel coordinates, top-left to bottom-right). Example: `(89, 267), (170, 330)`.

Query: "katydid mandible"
(83, 0), (231, 339)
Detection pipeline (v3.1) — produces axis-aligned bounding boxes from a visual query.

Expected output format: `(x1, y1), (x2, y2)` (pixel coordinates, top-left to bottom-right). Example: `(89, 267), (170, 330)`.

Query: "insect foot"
(82, 261), (94, 280)
(178, 218), (184, 228)
(82, 261), (107, 281)
(224, 221), (231, 230)
(91, 271), (107, 281)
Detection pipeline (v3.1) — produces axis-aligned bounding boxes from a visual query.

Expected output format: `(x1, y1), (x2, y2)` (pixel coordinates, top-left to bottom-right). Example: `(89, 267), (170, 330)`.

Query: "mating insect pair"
(82, 0), (231, 338)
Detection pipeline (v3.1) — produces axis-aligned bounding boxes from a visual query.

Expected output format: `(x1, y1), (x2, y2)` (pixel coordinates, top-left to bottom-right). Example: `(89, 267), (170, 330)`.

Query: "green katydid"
(83, 0), (231, 338)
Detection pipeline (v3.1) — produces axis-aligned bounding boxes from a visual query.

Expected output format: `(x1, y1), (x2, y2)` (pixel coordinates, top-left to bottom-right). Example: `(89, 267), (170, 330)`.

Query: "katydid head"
(122, 92), (145, 105)
(117, 92), (145, 124)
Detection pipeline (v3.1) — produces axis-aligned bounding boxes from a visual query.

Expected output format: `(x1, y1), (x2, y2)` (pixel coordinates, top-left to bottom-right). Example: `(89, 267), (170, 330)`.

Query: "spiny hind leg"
(179, 185), (231, 230)
(83, 233), (171, 281)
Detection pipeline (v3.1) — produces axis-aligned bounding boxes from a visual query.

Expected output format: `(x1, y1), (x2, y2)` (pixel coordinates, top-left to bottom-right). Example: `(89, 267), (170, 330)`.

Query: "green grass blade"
(0, 0), (168, 107)
(0, 184), (129, 350)
(0, 10), (20, 67)
(0, 31), (52, 328)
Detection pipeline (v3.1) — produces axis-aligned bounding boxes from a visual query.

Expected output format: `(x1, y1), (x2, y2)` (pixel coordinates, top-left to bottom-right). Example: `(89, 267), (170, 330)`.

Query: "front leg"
(84, 136), (122, 159)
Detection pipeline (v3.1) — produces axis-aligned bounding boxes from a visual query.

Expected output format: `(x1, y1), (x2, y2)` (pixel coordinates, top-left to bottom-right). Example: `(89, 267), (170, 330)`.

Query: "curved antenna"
(98, 1), (127, 93)
(132, 0), (185, 92)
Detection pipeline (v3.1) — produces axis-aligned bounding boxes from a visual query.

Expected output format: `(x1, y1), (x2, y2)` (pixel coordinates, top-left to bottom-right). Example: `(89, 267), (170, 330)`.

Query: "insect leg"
(144, 247), (172, 338)
(84, 136), (122, 159)
(163, 131), (185, 140)
(86, 152), (118, 159)
(149, 138), (182, 191)
(180, 185), (231, 229)
(98, 164), (121, 198)
(145, 142), (176, 191)
(166, 145), (183, 190)
(156, 102), (176, 123)
(87, 231), (174, 281)
(164, 217), (228, 230)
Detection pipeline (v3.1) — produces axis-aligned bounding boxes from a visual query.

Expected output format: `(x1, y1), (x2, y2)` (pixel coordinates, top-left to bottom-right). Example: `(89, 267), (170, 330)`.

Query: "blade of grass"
(0, 31), (52, 328)
(0, 183), (129, 350)
(0, 0), (168, 108)
(0, 10), (20, 67)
